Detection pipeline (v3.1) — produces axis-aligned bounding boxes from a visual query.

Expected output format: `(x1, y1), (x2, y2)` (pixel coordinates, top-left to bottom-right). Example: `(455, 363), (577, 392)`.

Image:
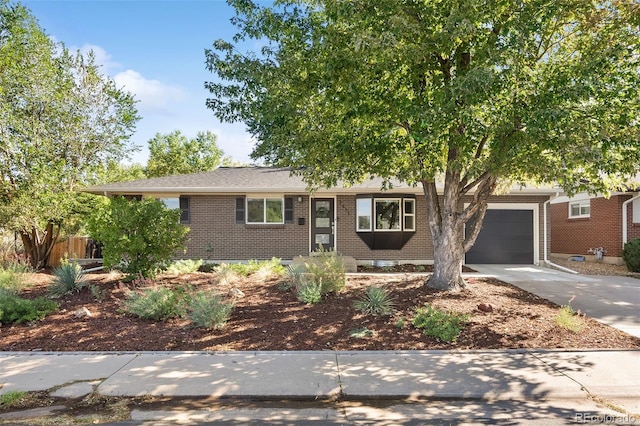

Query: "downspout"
(543, 197), (579, 274)
(622, 192), (640, 247)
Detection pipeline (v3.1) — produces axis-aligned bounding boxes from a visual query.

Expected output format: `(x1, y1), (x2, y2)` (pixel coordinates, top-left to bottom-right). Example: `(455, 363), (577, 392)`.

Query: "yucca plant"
(354, 286), (396, 316)
(48, 263), (88, 297)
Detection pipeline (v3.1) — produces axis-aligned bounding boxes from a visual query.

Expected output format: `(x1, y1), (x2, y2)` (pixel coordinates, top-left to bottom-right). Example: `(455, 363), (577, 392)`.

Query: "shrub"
(165, 259), (203, 275)
(555, 304), (585, 333)
(213, 264), (242, 286)
(122, 287), (186, 321)
(412, 304), (468, 342)
(296, 281), (323, 304)
(252, 258), (286, 281)
(88, 196), (189, 278)
(622, 238), (640, 272)
(0, 268), (26, 295)
(354, 286), (395, 316)
(188, 291), (234, 329)
(304, 247), (346, 294)
(48, 263), (88, 297)
(0, 292), (58, 324)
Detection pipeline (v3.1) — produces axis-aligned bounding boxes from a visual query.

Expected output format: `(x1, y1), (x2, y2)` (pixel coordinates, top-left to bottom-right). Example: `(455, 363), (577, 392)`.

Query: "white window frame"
(404, 199), (416, 231)
(633, 198), (640, 224)
(246, 197), (284, 224)
(569, 200), (590, 219)
(356, 198), (372, 231)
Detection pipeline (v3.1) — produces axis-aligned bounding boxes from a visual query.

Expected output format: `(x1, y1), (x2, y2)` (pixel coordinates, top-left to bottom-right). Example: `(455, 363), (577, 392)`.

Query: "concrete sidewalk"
(1, 350), (639, 419)
(468, 265), (640, 338)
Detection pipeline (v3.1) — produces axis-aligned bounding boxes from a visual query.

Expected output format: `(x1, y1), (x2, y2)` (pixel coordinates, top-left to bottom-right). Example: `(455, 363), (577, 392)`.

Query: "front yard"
(1, 264), (638, 351)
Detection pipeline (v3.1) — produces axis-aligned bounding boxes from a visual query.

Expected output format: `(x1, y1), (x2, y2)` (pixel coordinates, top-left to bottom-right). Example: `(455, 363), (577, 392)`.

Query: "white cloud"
(114, 69), (188, 114)
(76, 43), (121, 73)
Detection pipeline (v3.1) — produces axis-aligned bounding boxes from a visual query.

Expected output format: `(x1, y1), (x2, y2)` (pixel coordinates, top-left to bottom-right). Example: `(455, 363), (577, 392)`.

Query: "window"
(159, 197), (189, 224)
(569, 200), (590, 218)
(633, 198), (640, 224)
(404, 199), (415, 231)
(375, 199), (401, 230)
(246, 197), (284, 224)
(356, 196), (415, 232)
(356, 198), (372, 231)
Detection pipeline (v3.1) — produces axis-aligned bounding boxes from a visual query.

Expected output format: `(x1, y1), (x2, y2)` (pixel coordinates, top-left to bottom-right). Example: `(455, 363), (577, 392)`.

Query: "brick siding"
(550, 195), (633, 258)
(628, 201), (640, 242)
(178, 193), (549, 264)
(178, 195), (309, 261)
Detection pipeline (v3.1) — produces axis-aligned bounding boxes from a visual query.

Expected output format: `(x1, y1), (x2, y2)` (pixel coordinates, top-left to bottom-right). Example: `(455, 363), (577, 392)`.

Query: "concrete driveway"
(466, 264), (640, 338)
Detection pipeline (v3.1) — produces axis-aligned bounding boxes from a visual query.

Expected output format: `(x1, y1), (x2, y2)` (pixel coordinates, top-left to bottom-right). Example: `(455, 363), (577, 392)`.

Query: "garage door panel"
(466, 210), (534, 264)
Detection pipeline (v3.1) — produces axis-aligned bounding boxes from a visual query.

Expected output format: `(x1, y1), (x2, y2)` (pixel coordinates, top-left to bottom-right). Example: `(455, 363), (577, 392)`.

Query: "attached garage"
(465, 205), (538, 264)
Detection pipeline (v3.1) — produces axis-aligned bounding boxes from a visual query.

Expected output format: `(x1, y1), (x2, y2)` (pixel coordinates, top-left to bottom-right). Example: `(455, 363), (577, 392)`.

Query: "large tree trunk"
(20, 221), (60, 269)
(422, 166), (497, 291)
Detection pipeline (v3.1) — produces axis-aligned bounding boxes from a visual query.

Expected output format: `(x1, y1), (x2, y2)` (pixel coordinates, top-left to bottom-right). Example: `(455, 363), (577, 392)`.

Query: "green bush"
(304, 248), (346, 294)
(0, 268), (26, 295)
(622, 238), (640, 272)
(412, 304), (469, 342)
(88, 197), (189, 278)
(555, 304), (585, 333)
(164, 259), (203, 275)
(0, 292), (58, 324)
(188, 291), (234, 329)
(122, 287), (186, 321)
(48, 263), (88, 297)
(354, 286), (395, 316)
(296, 281), (323, 304)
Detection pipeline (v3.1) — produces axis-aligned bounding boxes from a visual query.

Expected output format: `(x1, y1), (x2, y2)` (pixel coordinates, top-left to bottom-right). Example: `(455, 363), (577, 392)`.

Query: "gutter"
(622, 192), (640, 247)
(543, 197), (579, 274)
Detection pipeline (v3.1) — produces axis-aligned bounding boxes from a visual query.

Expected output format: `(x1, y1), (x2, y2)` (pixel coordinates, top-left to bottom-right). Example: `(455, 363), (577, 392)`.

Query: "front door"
(311, 198), (335, 251)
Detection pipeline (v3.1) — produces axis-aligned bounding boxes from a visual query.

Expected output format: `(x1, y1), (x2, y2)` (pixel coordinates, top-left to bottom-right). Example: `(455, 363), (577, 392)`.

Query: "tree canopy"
(206, 0), (640, 290)
(0, 1), (139, 268)
(146, 130), (229, 177)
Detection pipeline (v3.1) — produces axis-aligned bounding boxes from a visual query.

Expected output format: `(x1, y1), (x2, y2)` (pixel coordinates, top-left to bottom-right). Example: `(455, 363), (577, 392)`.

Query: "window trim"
(404, 199), (415, 231)
(356, 198), (372, 231)
(246, 196), (285, 224)
(568, 200), (590, 219)
(159, 196), (190, 224)
(633, 198), (640, 224)
(356, 195), (416, 233)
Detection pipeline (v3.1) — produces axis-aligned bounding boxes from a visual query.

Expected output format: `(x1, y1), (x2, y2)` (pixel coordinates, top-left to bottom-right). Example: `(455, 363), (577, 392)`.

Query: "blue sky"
(22, 0), (270, 165)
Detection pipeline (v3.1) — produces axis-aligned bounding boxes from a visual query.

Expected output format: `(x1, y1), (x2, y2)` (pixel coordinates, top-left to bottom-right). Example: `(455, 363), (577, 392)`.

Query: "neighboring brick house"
(83, 167), (558, 265)
(550, 192), (640, 264)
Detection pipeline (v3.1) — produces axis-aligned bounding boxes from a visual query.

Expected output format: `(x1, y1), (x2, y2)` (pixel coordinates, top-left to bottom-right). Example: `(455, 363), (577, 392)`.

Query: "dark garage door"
(466, 209), (534, 264)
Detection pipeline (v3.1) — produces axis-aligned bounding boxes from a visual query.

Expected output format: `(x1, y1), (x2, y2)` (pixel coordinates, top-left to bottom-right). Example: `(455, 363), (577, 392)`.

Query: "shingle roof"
(81, 166), (558, 196)
(81, 167), (417, 195)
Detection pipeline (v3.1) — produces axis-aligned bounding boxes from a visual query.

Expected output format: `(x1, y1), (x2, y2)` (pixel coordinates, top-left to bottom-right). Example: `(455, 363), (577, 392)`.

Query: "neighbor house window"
(633, 198), (640, 224)
(159, 197), (190, 224)
(247, 197), (284, 224)
(356, 196), (415, 232)
(569, 200), (590, 218)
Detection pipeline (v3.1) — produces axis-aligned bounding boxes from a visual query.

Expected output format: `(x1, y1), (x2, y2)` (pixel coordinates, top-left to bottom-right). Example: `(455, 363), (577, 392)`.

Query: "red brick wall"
(550, 195), (632, 257)
(177, 193), (549, 263)
(627, 200), (640, 242)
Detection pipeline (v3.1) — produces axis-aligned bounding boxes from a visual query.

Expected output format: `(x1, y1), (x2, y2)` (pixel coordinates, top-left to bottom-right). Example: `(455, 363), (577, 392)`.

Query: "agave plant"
(354, 286), (395, 316)
(49, 263), (88, 297)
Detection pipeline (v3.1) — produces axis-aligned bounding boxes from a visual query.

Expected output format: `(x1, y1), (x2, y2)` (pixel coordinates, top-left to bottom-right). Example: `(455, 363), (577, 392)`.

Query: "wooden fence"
(48, 236), (89, 267)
